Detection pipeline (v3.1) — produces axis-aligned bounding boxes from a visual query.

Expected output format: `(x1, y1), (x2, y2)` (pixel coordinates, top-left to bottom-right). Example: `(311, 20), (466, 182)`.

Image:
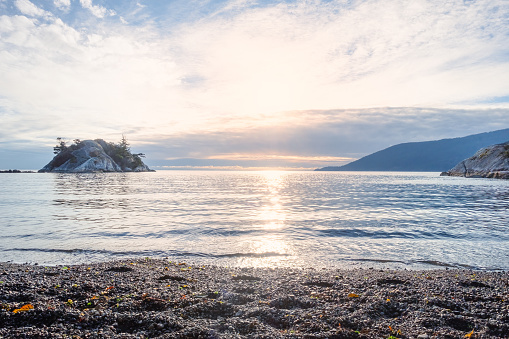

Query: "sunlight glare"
(258, 171), (287, 230)
(238, 234), (294, 268)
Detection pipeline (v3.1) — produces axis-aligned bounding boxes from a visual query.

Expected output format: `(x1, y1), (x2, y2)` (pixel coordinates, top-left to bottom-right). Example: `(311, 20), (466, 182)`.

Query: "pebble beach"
(0, 258), (508, 338)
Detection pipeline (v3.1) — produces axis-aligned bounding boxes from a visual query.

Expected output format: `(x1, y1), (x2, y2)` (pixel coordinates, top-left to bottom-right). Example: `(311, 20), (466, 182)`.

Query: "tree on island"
(106, 135), (146, 169)
(53, 138), (83, 155)
(53, 137), (67, 154)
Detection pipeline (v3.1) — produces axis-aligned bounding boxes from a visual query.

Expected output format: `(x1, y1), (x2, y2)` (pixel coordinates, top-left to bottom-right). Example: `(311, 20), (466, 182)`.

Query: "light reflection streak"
(240, 171), (294, 267)
(257, 171), (287, 230)
(238, 235), (294, 268)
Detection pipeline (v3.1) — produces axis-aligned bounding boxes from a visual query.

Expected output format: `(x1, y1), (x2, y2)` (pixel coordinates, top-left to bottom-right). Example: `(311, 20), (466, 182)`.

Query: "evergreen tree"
(119, 134), (130, 157)
(53, 138), (67, 154)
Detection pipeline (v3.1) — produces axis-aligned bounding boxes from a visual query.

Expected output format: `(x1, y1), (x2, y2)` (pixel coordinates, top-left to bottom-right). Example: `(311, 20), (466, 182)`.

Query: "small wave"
(5, 247), (198, 257)
(214, 252), (289, 258)
(343, 258), (488, 270)
(412, 260), (479, 270)
(7, 248), (93, 254)
(4, 248), (288, 260)
(88, 228), (271, 239)
(346, 258), (407, 264)
(318, 228), (459, 239)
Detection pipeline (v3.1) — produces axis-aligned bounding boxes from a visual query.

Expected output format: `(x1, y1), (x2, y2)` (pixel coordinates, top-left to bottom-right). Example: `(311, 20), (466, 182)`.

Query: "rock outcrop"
(440, 141), (509, 179)
(39, 139), (153, 173)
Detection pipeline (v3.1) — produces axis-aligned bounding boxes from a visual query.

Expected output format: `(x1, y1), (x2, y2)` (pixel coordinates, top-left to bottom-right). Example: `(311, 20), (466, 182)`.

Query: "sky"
(1, 0), (508, 170)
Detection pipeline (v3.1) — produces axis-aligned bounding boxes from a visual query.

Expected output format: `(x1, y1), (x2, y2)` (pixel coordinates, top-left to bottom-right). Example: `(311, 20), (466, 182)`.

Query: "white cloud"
(79, 0), (116, 18)
(0, 11), (183, 145)
(15, 0), (51, 18)
(0, 0), (509, 168)
(54, 0), (71, 12)
(171, 0), (509, 114)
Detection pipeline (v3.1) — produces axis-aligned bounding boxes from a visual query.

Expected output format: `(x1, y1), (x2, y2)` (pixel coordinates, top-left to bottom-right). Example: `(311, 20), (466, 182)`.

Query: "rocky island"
(441, 141), (509, 179)
(39, 137), (154, 173)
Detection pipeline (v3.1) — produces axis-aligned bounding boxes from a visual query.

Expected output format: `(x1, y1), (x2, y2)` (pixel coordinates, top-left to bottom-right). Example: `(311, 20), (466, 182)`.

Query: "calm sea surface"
(1, 171), (508, 270)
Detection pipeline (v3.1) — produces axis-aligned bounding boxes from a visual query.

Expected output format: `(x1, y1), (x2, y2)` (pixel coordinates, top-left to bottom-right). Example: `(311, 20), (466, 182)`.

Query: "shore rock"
(0, 169), (34, 173)
(39, 139), (153, 173)
(1, 259), (508, 338)
(441, 141), (509, 179)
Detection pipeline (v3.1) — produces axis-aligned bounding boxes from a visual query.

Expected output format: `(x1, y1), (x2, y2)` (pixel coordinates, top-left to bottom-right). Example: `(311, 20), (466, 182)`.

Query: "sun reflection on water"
(239, 171), (295, 267)
(257, 171), (287, 230)
(238, 235), (295, 268)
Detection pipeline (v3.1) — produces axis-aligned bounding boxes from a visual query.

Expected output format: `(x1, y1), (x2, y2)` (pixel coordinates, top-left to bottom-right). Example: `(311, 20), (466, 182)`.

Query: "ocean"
(1, 171), (508, 270)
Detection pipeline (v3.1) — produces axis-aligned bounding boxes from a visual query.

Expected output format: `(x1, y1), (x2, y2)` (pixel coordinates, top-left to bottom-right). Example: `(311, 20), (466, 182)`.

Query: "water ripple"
(1, 171), (508, 269)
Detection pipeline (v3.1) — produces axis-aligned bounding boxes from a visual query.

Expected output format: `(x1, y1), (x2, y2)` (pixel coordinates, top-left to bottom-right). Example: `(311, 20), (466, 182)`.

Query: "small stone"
(417, 334), (429, 339)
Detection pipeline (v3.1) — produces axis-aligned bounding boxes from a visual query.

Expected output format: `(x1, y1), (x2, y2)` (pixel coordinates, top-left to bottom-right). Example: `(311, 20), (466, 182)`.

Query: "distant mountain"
(316, 128), (509, 172)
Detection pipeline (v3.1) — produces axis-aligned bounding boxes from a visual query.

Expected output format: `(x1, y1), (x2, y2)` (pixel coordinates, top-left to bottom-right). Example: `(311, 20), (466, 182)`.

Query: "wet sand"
(1, 258), (508, 338)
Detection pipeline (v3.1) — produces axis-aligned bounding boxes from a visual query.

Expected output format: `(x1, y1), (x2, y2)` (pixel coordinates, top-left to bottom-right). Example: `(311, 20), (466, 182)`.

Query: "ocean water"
(0, 171), (508, 270)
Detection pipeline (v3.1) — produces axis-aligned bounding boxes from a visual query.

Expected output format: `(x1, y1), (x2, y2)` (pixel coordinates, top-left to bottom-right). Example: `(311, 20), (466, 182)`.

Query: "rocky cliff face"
(441, 141), (509, 179)
(39, 139), (153, 173)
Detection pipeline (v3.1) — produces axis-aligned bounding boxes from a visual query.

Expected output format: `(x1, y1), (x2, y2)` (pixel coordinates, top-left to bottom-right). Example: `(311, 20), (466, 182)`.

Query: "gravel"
(0, 258), (507, 338)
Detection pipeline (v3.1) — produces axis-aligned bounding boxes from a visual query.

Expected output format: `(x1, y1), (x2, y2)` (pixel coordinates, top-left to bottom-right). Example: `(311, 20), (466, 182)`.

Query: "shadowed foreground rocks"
(0, 259), (508, 338)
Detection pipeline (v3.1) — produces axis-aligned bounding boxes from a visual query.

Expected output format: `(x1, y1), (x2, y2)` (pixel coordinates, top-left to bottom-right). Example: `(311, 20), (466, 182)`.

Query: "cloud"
(171, 0), (509, 114)
(79, 0), (115, 18)
(136, 107), (509, 169)
(54, 0), (70, 12)
(15, 0), (51, 18)
(0, 9), (182, 145)
(2, 0), (509, 127)
(0, 0), (509, 169)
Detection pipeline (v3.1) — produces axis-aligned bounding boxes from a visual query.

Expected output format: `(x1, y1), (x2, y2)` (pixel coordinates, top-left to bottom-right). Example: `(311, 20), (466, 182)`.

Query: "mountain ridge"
(316, 128), (509, 172)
